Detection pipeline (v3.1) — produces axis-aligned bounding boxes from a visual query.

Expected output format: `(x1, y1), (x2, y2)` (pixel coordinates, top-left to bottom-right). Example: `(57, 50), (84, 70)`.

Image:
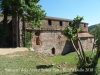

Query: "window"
(59, 21), (62, 26)
(81, 38), (87, 40)
(52, 47), (55, 54)
(35, 31), (40, 36)
(84, 24), (86, 27)
(48, 20), (52, 25)
(69, 22), (71, 26)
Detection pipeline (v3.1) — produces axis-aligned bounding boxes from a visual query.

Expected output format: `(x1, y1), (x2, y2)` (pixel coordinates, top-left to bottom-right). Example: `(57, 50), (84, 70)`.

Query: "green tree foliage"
(0, 0), (46, 47)
(63, 16), (82, 41)
(0, 0), (46, 27)
(90, 24), (100, 45)
(25, 31), (32, 48)
(90, 24), (100, 70)
(64, 16), (84, 58)
(90, 28), (95, 35)
(64, 16), (99, 75)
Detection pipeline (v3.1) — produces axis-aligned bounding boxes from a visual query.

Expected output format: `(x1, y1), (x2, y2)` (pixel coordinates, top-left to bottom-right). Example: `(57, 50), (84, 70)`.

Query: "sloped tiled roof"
(78, 33), (94, 38)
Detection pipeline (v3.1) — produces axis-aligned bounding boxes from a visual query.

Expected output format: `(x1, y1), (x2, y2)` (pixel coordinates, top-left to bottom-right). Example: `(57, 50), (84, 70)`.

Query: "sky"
(38, 0), (100, 26)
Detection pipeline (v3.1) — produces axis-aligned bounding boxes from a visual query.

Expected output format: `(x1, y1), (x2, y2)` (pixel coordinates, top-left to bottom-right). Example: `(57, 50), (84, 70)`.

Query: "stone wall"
(40, 19), (69, 30)
(80, 37), (94, 50)
(0, 15), (93, 55)
(31, 30), (70, 55)
(79, 23), (88, 33)
(26, 16), (88, 33)
(25, 16), (91, 55)
(19, 18), (24, 47)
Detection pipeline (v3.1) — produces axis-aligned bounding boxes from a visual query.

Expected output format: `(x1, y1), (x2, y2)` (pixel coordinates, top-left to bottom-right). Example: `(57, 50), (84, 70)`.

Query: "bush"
(24, 31), (32, 48)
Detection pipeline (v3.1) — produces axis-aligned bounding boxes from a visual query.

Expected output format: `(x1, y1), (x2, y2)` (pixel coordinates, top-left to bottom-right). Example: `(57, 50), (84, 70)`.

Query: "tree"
(90, 24), (100, 63)
(64, 16), (100, 75)
(0, 0), (46, 47)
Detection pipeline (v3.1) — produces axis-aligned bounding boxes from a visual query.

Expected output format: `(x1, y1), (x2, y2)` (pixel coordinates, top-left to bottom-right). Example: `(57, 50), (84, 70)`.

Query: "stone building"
(25, 16), (94, 55)
(0, 16), (94, 55)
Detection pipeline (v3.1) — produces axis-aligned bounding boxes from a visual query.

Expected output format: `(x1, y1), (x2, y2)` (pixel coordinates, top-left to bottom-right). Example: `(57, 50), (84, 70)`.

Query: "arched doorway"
(51, 47), (55, 54)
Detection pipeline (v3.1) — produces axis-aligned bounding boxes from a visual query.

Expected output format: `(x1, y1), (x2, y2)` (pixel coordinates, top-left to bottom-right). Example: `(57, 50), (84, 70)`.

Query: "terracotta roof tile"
(78, 33), (94, 38)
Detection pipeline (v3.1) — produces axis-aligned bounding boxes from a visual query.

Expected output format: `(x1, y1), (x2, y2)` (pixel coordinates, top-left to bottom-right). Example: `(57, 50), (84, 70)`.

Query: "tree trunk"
(22, 16), (25, 47)
(71, 39), (82, 61)
(78, 37), (86, 63)
(95, 44), (100, 61)
(1, 8), (8, 47)
(15, 12), (19, 47)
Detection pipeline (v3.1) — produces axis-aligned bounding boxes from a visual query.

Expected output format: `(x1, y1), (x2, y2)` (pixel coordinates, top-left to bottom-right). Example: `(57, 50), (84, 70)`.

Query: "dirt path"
(0, 47), (29, 55)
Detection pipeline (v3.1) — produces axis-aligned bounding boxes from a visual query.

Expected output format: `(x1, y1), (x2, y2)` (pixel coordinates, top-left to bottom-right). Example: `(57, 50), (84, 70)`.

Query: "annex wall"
(31, 30), (70, 55)
(25, 16), (92, 55)
(80, 37), (94, 50)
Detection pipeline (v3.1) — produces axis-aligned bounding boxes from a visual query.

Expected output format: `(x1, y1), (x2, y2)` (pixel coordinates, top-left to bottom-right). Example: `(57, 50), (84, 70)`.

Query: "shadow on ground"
(36, 65), (53, 69)
(56, 72), (77, 75)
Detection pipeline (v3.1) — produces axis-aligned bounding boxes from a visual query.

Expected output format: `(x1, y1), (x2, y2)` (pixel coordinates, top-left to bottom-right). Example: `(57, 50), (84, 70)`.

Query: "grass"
(45, 52), (78, 64)
(0, 51), (49, 75)
(0, 50), (99, 75)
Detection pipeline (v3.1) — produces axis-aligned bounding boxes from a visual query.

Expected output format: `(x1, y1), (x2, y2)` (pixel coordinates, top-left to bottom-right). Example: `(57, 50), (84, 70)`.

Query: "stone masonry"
(0, 15), (94, 55)
(25, 16), (94, 55)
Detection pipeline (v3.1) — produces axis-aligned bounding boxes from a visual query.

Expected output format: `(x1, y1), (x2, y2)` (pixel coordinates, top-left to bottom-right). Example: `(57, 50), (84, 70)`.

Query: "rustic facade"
(25, 16), (94, 55)
(0, 16), (94, 55)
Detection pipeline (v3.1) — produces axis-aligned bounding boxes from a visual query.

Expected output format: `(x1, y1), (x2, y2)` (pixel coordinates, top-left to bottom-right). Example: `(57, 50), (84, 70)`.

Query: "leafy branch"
(64, 16), (99, 75)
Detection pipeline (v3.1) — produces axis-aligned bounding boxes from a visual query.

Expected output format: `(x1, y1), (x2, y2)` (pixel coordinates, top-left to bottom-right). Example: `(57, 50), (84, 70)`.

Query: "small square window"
(48, 20), (52, 25)
(69, 22), (72, 26)
(59, 21), (62, 26)
(35, 31), (40, 36)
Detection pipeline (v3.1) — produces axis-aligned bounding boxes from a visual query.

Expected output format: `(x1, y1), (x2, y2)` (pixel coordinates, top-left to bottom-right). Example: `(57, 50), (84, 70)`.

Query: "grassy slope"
(0, 50), (99, 75)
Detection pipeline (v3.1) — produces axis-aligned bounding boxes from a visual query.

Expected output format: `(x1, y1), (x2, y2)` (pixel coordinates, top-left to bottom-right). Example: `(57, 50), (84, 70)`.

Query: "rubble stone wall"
(31, 30), (70, 55)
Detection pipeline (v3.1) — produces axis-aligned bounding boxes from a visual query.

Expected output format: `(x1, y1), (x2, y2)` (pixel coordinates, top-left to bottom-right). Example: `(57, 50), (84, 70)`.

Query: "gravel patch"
(0, 47), (29, 55)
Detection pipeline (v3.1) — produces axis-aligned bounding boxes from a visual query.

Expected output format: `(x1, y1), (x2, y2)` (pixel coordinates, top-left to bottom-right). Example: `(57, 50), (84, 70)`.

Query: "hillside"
(88, 23), (100, 32)
(88, 25), (96, 32)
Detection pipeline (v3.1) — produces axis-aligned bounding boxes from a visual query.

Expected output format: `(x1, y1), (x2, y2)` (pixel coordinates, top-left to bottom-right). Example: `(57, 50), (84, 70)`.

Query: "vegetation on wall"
(24, 31), (32, 48)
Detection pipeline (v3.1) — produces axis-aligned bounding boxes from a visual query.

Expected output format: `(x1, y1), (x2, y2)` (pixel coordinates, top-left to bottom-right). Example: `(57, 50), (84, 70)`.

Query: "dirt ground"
(0, 47), (29, 55)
